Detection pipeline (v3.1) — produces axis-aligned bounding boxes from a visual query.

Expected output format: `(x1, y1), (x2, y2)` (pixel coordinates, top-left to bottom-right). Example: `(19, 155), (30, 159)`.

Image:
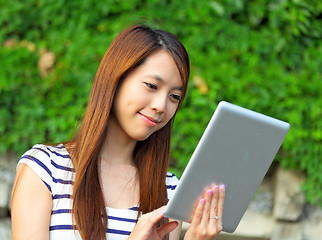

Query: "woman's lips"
(138, 113), (160, 127)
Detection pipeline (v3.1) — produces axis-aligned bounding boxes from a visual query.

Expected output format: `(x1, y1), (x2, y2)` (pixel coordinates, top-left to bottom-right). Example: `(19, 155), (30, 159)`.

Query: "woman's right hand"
(128, 206), (179, 240)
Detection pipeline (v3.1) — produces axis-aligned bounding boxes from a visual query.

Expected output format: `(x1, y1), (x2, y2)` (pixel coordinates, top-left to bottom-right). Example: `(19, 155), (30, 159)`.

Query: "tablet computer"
(164, 101), (290, 233)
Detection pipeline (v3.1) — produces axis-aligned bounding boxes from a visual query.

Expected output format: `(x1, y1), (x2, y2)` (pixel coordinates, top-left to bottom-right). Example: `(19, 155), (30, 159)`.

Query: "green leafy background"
(0, 0), (321, 206)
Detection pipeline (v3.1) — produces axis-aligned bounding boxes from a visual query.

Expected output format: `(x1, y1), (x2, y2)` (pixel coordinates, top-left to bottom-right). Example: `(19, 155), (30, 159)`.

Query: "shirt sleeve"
(166, 172), (179, 201)
(17, 144), (53, 195)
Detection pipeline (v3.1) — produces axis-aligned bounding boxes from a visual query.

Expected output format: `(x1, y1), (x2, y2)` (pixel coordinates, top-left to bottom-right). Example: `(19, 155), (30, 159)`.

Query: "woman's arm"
(11, 164), (52, 240)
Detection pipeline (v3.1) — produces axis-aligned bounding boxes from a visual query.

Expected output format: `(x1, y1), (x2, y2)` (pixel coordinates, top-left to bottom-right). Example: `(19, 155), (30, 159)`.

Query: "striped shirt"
(18, 144), (179, 240)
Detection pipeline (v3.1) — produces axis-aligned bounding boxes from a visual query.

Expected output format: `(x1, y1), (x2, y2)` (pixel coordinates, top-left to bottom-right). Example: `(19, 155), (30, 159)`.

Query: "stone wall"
(181, 166), (322, 240)
(0, 152), (16, 239)
(1, 153), (321, 240)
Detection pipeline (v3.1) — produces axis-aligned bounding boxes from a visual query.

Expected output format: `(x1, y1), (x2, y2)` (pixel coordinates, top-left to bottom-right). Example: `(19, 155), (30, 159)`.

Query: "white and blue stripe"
(18, 144), (179, 240)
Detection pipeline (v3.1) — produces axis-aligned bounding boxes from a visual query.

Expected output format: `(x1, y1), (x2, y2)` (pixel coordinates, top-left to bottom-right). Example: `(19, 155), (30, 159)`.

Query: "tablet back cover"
(164, 101), (290, 233)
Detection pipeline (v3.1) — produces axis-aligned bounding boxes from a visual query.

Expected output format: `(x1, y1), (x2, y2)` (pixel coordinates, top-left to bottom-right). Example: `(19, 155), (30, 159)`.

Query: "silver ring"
(209, 216), (219, 220)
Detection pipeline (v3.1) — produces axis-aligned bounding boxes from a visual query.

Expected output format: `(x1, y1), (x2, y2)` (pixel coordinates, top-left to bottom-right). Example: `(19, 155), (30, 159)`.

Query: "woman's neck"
(100, 117), (137, 166)
(99, 118), (140, 208)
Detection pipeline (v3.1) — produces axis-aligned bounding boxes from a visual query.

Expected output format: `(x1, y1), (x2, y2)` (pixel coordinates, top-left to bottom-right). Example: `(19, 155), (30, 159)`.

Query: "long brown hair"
(68, 25), (190, 240)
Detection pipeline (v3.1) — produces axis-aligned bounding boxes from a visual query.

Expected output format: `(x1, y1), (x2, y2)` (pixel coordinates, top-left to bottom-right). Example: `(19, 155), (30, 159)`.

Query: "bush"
(0, 0), (321, 205)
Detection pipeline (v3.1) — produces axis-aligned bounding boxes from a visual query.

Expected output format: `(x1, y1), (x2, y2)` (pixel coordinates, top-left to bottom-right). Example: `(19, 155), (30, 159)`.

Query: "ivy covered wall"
(0, 0), (321, 205)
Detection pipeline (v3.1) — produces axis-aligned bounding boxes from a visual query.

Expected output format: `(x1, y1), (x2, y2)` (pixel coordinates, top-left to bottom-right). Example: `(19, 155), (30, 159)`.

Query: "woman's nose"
(151, 94), (167, 114)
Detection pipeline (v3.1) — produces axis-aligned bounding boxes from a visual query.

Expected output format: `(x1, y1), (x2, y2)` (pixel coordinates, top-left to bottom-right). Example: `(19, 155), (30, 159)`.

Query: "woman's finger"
(190, 198), (205, 226)
(217, 184), (225, 220)
(154, 206), (166, 216)
(209, 184), (219, 223)
(140, 206), (166, 227)
(157, 221), (179, 239)
(128, 206), (167, 240)
(200, 189), (213, 227)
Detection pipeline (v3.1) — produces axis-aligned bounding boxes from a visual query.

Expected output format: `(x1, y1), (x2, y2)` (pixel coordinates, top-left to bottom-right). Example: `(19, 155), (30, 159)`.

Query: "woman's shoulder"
(166, 172), (179, 189)
(20, 143), (70, 162)
(166, 171), (179, 200)
(17, 143), (74, 194)
(166, 172), (179, 183)
(19, 143), (71, 167)
(24, 143), (69, 157)
(20, 143), (74, 171)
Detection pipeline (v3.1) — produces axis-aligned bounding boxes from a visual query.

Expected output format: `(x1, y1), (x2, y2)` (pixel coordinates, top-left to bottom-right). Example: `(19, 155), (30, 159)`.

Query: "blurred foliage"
(0, 0), (321, 205)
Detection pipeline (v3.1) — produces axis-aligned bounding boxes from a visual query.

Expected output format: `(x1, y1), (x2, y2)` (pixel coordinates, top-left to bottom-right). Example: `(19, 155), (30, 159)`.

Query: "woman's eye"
(170, 94), (181, 102)
(144, 82), (157, 90)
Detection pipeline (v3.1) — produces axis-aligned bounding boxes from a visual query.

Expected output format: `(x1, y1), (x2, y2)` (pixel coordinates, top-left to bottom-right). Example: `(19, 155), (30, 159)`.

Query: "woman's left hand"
(184, 184), (225, 240)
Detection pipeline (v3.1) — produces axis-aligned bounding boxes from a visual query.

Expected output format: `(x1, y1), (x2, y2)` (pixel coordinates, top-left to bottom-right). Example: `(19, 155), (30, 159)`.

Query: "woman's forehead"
(131, 50), (183, 88)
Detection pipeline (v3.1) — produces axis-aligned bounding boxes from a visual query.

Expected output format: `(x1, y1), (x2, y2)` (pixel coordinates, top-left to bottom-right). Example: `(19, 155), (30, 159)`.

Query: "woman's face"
(110, 50), (183, 142)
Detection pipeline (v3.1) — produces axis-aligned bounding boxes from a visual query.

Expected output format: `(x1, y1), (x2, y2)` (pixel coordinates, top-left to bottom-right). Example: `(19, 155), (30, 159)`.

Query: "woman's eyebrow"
(147, 74), (183, 91)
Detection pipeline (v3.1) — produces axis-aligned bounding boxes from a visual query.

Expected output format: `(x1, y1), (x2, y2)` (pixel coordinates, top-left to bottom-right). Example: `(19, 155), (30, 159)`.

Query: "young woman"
(11, 25), (225, 240)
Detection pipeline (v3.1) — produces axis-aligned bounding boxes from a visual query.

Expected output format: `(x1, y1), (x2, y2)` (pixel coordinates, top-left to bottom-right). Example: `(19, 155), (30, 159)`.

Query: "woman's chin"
(135, 134), (152, 142)
(131, 131), (155, 142)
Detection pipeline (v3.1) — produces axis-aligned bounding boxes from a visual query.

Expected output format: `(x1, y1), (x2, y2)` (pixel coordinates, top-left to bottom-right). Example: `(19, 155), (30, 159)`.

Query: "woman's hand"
(184, 184), (225, 240)
(128, 206), (179, 240)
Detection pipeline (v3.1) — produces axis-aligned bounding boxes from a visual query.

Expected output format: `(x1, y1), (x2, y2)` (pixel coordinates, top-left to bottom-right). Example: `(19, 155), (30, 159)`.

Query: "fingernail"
(208, 189), (213, 196)
(200, 198), (205, 205)
(215, 185), (219, 191)
(221, 184), (225, 191)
